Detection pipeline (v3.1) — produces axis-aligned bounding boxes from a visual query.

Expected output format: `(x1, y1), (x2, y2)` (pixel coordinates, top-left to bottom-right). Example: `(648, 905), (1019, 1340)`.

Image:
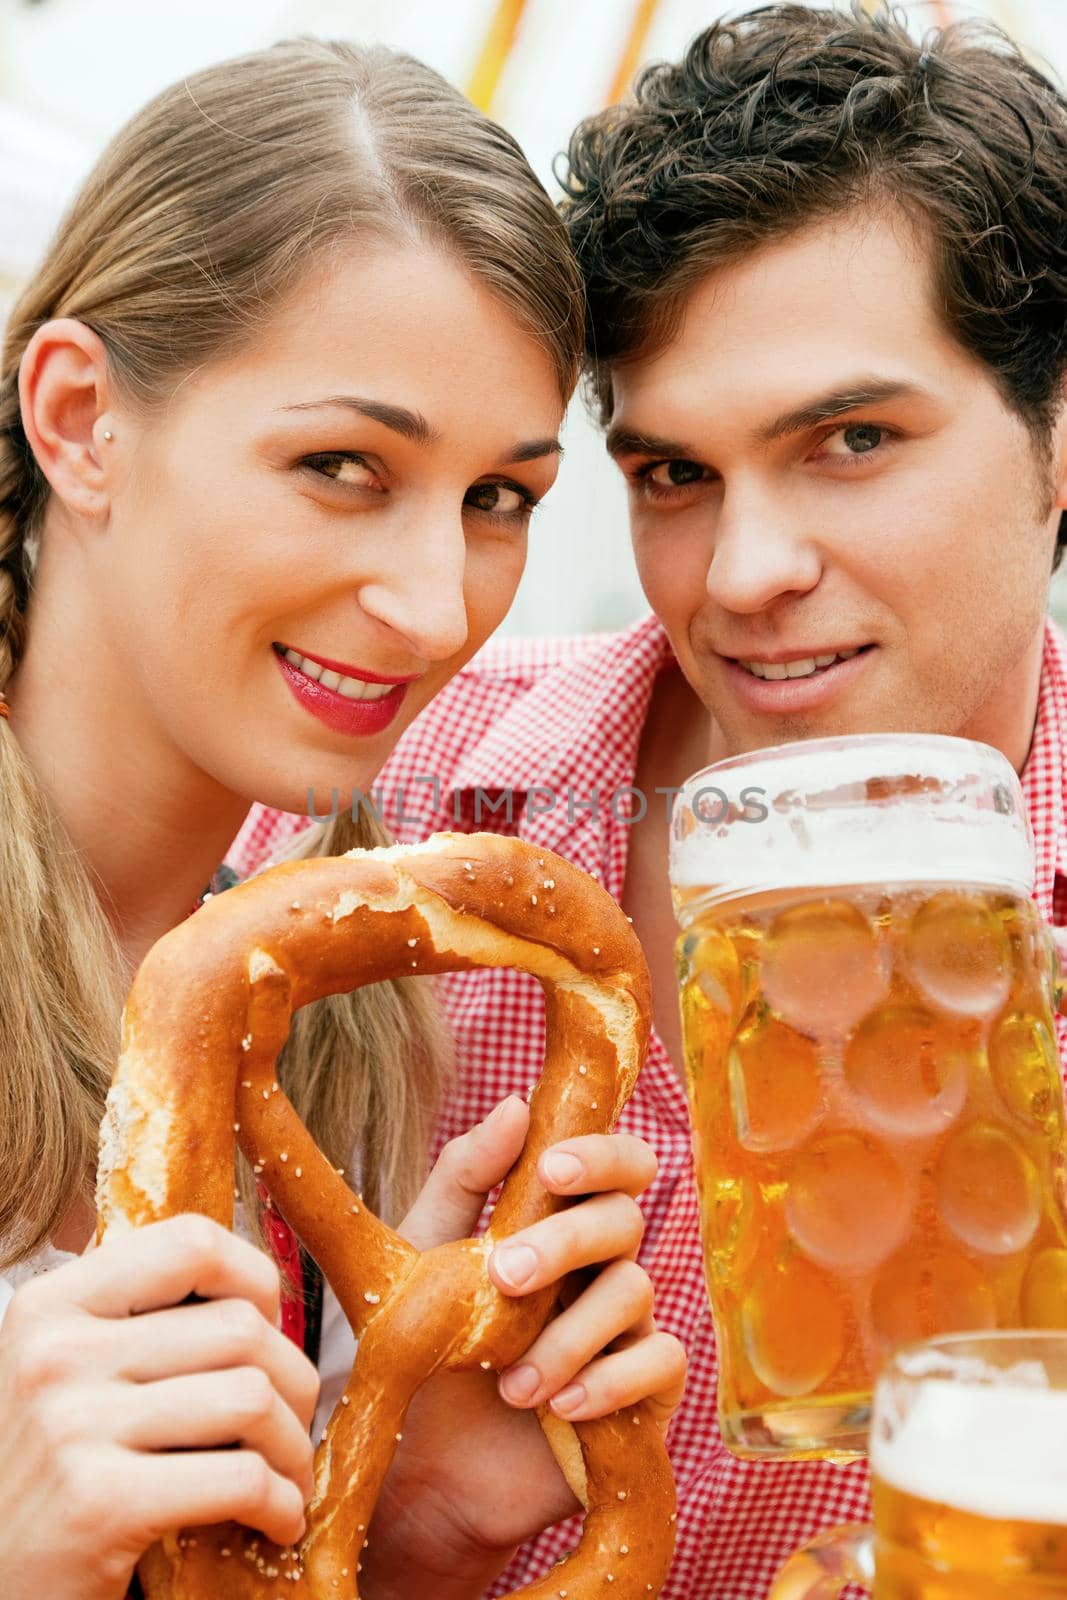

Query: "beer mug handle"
(1046, 922), (1066, 1014)
(767, 1523), (875, 1598)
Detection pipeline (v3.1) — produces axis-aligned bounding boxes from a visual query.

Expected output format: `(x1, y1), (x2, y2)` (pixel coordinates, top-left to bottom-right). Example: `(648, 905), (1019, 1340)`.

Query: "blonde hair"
(0, 38), (583, 1265)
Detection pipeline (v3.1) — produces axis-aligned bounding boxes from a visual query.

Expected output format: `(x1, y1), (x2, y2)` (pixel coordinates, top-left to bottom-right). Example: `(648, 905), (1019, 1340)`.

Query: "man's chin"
(699, 697), (880, 763)
(714, 719), (830, 760)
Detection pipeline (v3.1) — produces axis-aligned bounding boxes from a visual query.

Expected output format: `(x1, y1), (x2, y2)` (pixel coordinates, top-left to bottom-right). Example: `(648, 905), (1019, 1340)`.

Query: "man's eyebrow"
(279, 396), (439, 444)
(758, 379), (934, 443)
(278, 397), (561, 466)
(608, 381), (934, 462)
(605, 425), (692, 461)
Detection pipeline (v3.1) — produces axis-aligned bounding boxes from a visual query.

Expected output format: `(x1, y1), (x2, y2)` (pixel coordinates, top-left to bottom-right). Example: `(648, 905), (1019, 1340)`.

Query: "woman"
(0, 38), (685, 1600)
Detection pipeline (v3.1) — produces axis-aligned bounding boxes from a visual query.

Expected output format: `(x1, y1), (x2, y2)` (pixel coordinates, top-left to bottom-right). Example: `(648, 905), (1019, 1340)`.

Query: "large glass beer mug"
(670, 734), (1067, 1459)
(768, 1331), (1067, 1598)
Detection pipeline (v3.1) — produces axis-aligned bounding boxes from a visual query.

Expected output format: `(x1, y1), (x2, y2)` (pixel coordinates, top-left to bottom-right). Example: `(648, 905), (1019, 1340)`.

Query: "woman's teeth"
(740, 648), (861, 681)
(284, 648), (396, 700)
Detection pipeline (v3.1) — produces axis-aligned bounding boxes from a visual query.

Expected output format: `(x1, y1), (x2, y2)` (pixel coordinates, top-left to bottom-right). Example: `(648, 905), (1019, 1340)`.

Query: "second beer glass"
(670, 734), (1067, 1458)
(768, 1331), (1067, 1597)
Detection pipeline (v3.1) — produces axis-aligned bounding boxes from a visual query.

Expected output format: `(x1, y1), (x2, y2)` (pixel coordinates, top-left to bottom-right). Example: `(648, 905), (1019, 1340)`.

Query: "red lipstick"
(276, 642), (419, 684)
(272, 643), (413, 738)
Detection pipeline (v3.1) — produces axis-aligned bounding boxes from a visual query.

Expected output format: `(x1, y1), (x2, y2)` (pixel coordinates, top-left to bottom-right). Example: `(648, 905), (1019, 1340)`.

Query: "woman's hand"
(361, 1097), (687, 1600)
(0, 1215), (319, 1600)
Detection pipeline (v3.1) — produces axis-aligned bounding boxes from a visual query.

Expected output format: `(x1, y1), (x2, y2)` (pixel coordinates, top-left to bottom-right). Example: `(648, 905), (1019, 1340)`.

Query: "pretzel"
(96, 833), (678, 1599)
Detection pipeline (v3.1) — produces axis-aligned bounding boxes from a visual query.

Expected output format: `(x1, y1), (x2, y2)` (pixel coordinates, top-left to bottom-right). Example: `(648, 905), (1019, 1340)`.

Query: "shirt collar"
(451, 613), (675, 861)
(452, 612), (673, 796)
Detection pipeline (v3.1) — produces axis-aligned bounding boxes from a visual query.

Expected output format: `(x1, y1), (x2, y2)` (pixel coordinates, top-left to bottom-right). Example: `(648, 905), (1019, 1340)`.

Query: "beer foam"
(871, 1374), (1067, 1523)
(670, 734), (1033, 907)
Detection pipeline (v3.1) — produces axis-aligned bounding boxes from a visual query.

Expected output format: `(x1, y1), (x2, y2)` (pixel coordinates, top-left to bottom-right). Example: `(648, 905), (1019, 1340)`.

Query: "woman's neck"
(8, 572), (252, 971)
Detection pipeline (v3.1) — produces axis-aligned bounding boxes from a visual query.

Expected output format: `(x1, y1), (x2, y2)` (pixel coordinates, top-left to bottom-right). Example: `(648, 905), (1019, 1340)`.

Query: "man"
(231, 5), (1067, 1593)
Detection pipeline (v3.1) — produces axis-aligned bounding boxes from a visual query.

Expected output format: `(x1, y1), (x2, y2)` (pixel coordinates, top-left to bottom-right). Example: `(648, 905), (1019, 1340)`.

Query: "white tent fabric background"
(2, 0), (1066, 635)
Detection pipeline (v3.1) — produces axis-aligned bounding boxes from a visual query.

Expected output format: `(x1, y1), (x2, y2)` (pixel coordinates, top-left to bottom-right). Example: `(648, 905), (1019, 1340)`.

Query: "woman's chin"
(251, 769), (388, 828)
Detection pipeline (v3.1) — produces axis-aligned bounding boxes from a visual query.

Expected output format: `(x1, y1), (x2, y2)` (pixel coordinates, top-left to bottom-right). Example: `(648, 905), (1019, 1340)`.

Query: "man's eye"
(647, 459), (706, 488)
(465, 482), (531, 516)
(306, 453), (382, 490)
(822, 424), (886, 457)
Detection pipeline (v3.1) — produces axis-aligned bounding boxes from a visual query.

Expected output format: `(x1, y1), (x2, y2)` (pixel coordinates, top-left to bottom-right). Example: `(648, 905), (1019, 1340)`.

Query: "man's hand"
(359, 1097), (686, 1600)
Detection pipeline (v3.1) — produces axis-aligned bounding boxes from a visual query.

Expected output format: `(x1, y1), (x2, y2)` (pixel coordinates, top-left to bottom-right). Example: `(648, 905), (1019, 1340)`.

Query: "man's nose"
(706, 483), (823, 613)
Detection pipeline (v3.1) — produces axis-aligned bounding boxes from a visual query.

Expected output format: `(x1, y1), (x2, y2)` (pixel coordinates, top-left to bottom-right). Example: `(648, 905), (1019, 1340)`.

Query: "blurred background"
(2, 0), (1066, 634)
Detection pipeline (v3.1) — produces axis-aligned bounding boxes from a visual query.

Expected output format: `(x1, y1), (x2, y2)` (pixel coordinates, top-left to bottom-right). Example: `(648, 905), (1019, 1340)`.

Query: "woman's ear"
(18, 318), (119, 520)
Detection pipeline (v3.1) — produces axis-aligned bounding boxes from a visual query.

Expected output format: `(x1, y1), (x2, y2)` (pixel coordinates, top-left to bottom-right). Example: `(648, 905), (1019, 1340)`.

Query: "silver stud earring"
(102, 430), (114, 442)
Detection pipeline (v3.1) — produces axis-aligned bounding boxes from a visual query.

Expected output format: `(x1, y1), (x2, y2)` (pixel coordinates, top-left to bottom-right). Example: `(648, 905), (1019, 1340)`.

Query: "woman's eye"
(465, 482), (532, 517)
(647, 459), (707, 489)
(821, 423), (887, 458)
(305, 453), (383, 490)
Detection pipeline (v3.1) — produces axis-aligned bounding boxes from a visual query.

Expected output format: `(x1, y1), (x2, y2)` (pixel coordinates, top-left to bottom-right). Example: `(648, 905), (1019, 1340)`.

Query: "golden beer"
(869, 1477), (1067, 1596)
(670, 736), (1067, 1458)
(770, 1332), (1067, 1597)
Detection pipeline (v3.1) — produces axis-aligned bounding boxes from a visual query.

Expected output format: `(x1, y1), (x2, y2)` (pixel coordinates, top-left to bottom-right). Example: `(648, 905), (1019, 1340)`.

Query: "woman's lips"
(276, 641), (419, 685)
(273, 648), (410, 737)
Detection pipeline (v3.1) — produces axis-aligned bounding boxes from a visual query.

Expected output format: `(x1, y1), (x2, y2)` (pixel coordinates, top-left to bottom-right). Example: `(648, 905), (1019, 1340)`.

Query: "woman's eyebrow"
(503, 438), (563, 465)
(279, 395), (438, 444)
(277, 397), (561, 465)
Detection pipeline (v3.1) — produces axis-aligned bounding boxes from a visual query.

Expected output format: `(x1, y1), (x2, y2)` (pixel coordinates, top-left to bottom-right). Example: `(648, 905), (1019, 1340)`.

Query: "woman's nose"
(356, 515), (469, 662)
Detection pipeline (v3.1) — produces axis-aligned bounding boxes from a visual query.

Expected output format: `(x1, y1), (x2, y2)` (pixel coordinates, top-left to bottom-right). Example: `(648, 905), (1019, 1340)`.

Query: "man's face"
(609, 208), (1067, 763)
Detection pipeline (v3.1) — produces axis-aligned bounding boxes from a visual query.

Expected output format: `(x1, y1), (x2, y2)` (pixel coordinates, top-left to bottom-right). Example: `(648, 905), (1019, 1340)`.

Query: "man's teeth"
(741, 647), (861, 680)
(284, 648), (395, 700)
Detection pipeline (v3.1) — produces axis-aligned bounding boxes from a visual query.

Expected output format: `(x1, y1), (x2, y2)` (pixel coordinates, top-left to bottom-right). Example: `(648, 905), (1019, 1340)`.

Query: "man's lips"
(720, 644), (871, 668)
(718, 643), (877, 712)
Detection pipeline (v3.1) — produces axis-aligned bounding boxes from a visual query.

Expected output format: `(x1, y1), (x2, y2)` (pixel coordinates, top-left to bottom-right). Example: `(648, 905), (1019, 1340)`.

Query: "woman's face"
(89, 242), (565, 813)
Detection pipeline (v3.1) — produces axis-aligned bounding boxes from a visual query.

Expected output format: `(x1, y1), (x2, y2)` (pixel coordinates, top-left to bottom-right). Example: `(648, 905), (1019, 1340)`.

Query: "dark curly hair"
(559, 2), (1067, 565)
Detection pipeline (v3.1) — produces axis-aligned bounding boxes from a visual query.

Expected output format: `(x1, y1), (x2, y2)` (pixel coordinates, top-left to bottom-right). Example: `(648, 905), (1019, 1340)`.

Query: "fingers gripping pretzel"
(96, 834), (678, 1599)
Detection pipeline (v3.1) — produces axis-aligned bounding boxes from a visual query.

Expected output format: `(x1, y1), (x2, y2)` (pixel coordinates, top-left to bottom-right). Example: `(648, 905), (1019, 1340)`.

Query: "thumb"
(398, 1095), (531, 1252)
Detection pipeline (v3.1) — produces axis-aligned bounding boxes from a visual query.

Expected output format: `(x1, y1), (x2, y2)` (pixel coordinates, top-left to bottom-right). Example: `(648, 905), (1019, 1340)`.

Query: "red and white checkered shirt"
(227, 612), (1067, 1600)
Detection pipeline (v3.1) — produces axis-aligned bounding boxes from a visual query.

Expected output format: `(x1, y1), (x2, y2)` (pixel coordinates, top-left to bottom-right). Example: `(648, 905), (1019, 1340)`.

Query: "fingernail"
(493, 1241), (538, 1288)
(542, 1151), (583, 1188)
(500, 1362), (541, 1403)
(550, 1383), (587, 1417)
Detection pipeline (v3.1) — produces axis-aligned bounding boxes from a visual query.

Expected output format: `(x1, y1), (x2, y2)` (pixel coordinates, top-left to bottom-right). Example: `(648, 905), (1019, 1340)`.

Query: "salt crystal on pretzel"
(96, 833), (677, 1598)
